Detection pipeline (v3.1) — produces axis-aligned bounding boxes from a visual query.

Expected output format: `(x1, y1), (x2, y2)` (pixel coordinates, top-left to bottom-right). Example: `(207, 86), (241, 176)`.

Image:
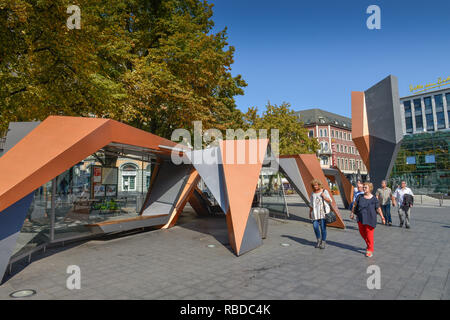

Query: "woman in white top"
(309, 179), (332, 249)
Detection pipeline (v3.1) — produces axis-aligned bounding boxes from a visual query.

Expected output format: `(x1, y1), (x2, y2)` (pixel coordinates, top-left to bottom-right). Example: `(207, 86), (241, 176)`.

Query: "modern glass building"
(390, 87), (450, 195)
(390, 131), (449, 195)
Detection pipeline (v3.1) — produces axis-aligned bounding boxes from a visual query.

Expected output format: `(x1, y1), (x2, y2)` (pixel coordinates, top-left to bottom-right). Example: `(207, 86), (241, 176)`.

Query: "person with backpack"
(350, 182), (386, 258)
(309, 179), (333, 249)
(394, 181), (414, 229)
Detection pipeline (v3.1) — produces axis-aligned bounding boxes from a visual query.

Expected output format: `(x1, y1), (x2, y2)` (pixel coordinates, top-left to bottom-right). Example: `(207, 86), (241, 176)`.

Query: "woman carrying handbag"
(351, 182), (386, 257)
(309, 179), (333, 249)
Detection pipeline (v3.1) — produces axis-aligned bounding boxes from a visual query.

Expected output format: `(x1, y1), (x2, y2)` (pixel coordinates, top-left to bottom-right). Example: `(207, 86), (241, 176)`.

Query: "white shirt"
(310, 189), (331, 220)
(394, 187), (414, 206)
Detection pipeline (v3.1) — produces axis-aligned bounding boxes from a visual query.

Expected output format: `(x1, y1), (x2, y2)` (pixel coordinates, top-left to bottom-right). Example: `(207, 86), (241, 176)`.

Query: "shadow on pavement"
(281, 235), (365, 255)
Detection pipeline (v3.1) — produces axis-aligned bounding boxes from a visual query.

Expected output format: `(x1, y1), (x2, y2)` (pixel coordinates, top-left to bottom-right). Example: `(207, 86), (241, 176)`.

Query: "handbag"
(322, 191), (337, 224)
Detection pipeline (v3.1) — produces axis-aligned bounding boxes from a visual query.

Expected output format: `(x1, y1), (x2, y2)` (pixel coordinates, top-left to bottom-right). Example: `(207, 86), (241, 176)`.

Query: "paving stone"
(0, 196), (448, 300)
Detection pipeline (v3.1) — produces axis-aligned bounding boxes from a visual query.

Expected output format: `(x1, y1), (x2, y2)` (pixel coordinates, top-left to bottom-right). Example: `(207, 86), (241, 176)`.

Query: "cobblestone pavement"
(0, 195), (449, 300)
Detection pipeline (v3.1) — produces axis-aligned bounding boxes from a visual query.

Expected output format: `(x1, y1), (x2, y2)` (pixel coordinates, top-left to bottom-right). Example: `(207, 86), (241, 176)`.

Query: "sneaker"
(315, 240), (321, 248)
(405, 225), (410, 229)
(399, 223), (403, 228)
(366, 251), (373, 258)
(319, 241), (326, 249)
(388, 222), (392, 226)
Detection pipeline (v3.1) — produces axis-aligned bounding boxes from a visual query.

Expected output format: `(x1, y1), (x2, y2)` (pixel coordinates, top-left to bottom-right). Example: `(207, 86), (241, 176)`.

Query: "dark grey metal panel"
(0, 122), (41, 157)
(365, 75), (403, 144)
(237, 214), (263, 256)
(0, 193), (34, 281)
(188, 148), (229, 213)
(141, 162), (191, 216)
(365, 75), (404, 189)
(369, 136), (402, 189)
(278, 158), (310, 206)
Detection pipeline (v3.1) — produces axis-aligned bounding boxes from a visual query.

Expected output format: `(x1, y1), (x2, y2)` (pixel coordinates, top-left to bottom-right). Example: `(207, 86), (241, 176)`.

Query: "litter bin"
(251, 207), (269, 239)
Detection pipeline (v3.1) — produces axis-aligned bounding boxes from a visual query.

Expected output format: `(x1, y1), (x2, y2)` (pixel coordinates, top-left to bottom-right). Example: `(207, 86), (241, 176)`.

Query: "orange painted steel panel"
(0, 116), (177, 213)
(294, 154), (346, 229)
(220, 139), (269, 255)
(351, 91), (371, 171)
(161, 169), (201, 229)
(336, 167), (354, 209)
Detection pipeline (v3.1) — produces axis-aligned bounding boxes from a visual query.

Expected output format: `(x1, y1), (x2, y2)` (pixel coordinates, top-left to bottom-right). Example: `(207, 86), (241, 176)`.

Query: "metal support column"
(50, 177), (56, 242)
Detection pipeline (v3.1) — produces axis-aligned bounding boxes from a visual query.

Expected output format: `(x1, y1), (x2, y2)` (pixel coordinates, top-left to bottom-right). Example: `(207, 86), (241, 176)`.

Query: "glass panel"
(406, 156), (416, 165)
(434, 94), (443, 111)
(258, 169), (289, 219)
(413, 99), (422, 115)
(403, 100), (412, 116)
(424, 97), (433, 113)
(436, 112), (445, 129)
(426, 113), (434, 131)
(415, 114), (423, 131)
(390, 131), (449, 195)
(405, 117), (413, 133)
(446, 93), (450, 126)
(12, 181), (53, 257)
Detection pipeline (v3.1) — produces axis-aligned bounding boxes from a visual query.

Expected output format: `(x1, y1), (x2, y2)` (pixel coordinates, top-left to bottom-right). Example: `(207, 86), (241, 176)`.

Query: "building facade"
(390, 87), (450, 195)
(296, 109), (368, 181)
(400, 88), (450, 135)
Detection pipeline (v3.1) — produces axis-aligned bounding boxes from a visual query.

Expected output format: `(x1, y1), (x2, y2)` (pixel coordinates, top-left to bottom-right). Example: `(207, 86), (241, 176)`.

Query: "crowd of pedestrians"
(308, 178), (414, 258)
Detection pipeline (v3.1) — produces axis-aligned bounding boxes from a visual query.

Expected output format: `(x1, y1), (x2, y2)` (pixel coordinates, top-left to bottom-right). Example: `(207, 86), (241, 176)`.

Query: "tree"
(244, 102), (319, 156)
(0, 0), (247, 137)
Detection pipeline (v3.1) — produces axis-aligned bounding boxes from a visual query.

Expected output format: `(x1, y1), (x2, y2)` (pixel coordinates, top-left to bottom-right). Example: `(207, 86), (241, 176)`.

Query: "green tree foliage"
(243, 102), (319, 155)
(0, 0), (246, 136)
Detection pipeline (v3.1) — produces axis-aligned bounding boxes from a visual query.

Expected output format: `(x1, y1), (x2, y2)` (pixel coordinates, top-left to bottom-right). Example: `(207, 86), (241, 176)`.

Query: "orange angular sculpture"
(279, 154), (345, 229)
(220, 139), (269, 255)
(351, 91), (371, 171)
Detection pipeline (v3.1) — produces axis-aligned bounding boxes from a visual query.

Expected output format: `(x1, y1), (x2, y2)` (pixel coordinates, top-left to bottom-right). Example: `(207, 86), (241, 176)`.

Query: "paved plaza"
(0, 195), (449, 300)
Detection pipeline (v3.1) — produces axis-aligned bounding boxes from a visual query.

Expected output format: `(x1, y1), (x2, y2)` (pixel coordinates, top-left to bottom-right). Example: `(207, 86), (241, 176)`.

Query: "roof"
(295, 108), (352, 129)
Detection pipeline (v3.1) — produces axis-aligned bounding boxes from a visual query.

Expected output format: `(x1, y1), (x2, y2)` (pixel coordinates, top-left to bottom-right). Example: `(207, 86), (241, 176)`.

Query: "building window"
(404, 101), (413, 134)
(435, 94), (445, 129)
(424, 97), (434, 131)
(339, 131), (342, 139)
(344, 146), (348, 153)
(309, 130), (314, 138)
(349, 133), (352, 140)
(319, 129), (323, 137)
(414, 99), (423, 131)
(122, 163), (137, 191)
(320, 156), (329, 165)
(145, 164), (151, 190)
(324, 129), (328, 137)
(331, 130), (334, 138)
(345, 159), (348, 170)
(446, 93), (450, 126)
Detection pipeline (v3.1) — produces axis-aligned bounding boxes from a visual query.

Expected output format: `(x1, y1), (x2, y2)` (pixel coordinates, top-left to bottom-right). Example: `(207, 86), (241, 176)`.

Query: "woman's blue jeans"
(313, 219), (327, 241)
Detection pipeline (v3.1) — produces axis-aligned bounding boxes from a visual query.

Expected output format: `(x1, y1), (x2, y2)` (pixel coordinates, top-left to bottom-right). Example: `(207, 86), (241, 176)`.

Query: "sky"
(209, 0), (450, 117)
